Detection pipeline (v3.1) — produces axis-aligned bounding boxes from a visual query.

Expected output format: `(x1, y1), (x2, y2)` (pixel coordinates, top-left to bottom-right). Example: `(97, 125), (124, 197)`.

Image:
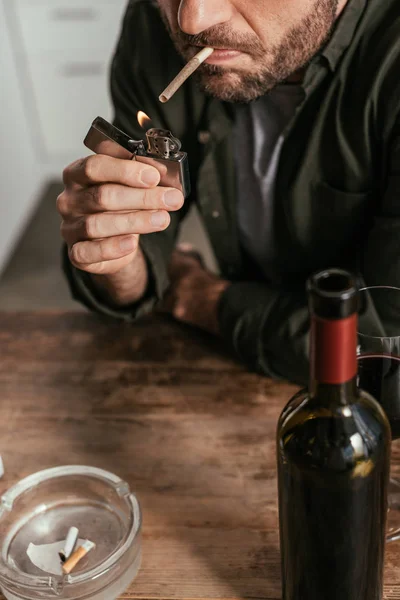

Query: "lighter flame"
(137, 110), (152, 130)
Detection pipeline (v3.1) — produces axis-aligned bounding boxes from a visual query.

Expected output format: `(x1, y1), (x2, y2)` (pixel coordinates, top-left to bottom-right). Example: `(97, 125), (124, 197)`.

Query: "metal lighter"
(83, 116), (191, 198)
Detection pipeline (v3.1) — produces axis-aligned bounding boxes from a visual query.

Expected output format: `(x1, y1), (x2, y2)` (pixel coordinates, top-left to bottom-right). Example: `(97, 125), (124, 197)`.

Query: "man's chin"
(196, 68), (277, 103)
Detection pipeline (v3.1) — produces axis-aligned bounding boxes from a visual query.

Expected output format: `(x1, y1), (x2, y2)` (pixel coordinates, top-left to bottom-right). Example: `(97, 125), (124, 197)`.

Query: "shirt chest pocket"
(293, 180), (375, 266)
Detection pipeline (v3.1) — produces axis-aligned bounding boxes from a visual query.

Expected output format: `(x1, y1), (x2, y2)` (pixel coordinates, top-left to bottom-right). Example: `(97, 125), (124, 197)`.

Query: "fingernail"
(150, 212), (168, 228)
(164, 189), (183, 208)
(119, 236), (135, 252)
(140, 169), (159, 186)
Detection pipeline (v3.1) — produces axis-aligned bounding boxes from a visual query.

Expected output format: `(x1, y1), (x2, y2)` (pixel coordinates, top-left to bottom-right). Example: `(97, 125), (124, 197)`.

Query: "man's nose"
(178, 0), (233, 35)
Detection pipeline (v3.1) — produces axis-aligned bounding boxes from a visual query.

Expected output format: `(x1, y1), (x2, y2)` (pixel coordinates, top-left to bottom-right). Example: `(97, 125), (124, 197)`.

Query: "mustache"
(174, 25), (265, 57)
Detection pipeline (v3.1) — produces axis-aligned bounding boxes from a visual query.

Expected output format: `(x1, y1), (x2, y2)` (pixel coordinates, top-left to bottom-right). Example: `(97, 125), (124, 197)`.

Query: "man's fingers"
(158, 288), (175, 313)
(57, 184), (183, 217)
(61, 209), (170, 245)
(63, 154), (161, 189)
(69, 252), (136, 275)
(69, 235), (138, 267)
(160, 287), (188, 322)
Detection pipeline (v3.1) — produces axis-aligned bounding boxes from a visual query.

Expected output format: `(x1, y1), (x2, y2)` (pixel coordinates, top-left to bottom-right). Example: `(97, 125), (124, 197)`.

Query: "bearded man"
(58, 0), (400, 384)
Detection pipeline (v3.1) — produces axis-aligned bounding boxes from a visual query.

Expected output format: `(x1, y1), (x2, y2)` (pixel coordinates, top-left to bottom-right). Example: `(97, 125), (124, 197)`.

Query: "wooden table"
(0, 312), (400, 599)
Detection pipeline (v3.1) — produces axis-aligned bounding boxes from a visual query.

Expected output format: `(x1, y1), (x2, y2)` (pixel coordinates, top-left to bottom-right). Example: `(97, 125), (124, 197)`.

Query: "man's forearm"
(217, 280), (310, 384)
(90, 246), (148, 307)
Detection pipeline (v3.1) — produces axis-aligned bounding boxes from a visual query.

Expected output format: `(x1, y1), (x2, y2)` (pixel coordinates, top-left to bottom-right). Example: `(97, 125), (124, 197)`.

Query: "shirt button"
(212, 210), (220, 218)
(198, 130), (211, 144)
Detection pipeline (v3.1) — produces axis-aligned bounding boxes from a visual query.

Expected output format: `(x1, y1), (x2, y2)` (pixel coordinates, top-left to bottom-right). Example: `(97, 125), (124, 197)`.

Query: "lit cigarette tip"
(62, 540), (96, 575)
(159, 47), (214, 103)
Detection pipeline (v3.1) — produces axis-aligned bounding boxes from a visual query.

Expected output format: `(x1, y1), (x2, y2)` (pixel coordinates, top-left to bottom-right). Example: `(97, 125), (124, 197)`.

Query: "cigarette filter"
(62, 540), (96, 575)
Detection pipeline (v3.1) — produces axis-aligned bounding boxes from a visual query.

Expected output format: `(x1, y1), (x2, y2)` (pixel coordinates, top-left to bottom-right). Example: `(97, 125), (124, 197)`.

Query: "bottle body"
(277, 386), (390, 600)
(277, 269), (391, 600)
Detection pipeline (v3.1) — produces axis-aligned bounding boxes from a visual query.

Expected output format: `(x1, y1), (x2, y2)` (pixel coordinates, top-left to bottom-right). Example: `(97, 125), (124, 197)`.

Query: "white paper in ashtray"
(27, 538), (87, 576)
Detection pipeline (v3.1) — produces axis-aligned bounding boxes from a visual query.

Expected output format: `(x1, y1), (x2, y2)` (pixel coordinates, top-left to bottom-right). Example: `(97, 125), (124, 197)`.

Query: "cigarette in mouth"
(62, 540), (96, 575)
(59, 527), (79, 563)
(159, 47), (214, 103)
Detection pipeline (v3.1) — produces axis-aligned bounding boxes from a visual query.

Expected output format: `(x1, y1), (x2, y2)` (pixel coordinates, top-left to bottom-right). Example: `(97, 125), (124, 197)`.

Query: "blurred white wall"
(0, 0), (41, 273)
(0, 0), (127, 274)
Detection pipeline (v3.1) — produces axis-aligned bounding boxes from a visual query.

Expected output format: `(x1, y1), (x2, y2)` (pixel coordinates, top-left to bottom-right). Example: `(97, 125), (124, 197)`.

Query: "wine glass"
(357, 286), (400, 542)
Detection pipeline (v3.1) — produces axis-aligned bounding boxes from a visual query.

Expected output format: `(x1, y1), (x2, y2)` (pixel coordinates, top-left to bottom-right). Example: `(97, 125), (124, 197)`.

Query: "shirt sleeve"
(63, 0), (191, 319)
(218, 126), (400, 386)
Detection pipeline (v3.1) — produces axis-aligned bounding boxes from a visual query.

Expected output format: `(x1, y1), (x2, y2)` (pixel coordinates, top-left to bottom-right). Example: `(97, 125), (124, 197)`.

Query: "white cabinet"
(14, 0), (127, 54)
(0, 0), (128, 274)
(0, 0), (41, 273)
(29, 51), (113, 156)
(10, 0), (127, 163)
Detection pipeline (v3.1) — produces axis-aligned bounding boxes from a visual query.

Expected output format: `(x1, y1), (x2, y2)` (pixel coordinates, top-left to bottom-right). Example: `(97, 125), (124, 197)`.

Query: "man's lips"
(188, 45), (243, 64)
(205, 49), (242, 63)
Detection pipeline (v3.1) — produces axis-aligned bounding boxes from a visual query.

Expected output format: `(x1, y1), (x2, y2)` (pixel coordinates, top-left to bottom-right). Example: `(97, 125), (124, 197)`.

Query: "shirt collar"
(207, 0), (368, 135)
(321, 0), (368, 71)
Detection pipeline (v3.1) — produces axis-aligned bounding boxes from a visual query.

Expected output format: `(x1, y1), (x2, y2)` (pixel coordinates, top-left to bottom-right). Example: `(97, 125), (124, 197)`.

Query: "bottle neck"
(310, 313), (358, 404)
(311, 378), (359, 404)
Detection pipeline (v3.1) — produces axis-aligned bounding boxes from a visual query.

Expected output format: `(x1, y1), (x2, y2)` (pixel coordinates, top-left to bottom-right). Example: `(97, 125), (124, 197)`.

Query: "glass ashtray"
(0, 466), (142, 599)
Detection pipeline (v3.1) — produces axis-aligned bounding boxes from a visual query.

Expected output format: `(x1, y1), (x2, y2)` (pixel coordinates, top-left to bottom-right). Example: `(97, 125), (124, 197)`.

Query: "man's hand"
(162, 248), (230, 335)
(57, 154), (184, 305)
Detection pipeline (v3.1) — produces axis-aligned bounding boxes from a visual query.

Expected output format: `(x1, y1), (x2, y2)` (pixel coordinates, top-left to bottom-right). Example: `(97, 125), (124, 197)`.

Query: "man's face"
(157, 0), (339, 102)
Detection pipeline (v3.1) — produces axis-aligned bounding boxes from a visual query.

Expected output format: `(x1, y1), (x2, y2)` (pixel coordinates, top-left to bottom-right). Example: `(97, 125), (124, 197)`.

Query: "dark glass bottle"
(277, 269), (391, 600)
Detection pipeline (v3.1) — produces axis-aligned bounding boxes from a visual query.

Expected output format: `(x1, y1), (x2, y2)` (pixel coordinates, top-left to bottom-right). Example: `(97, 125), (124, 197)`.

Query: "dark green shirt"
(64, 0), (400, 384)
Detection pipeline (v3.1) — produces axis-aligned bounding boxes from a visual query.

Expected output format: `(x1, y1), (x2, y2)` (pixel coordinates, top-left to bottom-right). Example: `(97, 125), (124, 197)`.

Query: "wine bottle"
(277, 269), (391, 600)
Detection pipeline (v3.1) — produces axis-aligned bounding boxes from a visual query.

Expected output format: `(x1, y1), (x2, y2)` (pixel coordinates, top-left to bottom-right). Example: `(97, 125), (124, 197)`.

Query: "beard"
(159, 0), (339, 103)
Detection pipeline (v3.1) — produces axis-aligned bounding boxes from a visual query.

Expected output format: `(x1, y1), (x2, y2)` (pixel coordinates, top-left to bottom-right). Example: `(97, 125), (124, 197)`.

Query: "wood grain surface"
(0, 312), (399, 599)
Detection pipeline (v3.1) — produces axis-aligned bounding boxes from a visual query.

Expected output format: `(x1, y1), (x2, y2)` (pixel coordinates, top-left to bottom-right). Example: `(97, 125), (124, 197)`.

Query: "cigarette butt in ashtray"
(59, 527), (79, 562)
(62, 540), (96, 575)
(159, 47), (214, 103)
